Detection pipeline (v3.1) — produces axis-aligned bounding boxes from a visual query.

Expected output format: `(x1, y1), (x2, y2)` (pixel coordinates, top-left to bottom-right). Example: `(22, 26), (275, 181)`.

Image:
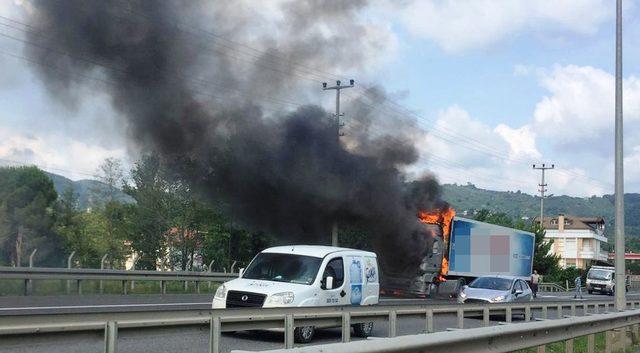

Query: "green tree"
(0, 166), (60, 266)
(124, 156), (172, 270)
(55, 188), (130, 268)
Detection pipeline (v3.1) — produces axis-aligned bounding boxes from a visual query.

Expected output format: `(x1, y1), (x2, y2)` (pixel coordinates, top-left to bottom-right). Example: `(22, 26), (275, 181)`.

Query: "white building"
(538, 214), (608, 269)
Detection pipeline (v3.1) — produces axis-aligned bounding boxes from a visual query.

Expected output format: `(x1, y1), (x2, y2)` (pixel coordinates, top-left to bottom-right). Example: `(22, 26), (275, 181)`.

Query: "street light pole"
(614, 0), (626, 311)
(322, 79), (355, 247)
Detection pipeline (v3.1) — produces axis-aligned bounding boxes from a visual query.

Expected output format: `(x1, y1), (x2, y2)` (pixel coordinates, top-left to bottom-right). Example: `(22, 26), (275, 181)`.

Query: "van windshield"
(588, 269), (613, 280)
(242, 253), (322, 285)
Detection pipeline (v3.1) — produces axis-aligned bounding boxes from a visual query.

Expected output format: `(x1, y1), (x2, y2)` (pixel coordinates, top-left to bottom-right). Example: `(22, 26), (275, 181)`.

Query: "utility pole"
(533, 164), (554, 226)
(614, 0), (625, 311)
(323, 79), (355, 246)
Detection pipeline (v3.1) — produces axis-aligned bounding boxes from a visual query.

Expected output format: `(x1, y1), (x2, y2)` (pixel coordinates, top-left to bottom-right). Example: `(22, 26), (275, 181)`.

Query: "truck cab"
(212, 245), (379, 342)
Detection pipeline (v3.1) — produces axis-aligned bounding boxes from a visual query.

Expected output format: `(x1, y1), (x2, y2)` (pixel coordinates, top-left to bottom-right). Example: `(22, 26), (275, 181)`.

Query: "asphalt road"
(1, 292), (638, 353)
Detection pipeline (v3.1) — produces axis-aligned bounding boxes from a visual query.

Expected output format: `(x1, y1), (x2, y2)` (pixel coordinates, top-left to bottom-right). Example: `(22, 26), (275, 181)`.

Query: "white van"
(586, 266), (629, 295)
(212, 245), (379, 343)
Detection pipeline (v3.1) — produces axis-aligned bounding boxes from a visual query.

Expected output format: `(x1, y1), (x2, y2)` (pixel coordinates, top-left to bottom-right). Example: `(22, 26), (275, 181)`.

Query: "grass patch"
(515, 331), (637, 353)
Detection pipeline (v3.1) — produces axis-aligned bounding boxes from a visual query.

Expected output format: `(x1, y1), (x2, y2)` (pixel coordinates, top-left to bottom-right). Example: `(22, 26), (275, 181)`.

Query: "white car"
(213, 245), (379, 343)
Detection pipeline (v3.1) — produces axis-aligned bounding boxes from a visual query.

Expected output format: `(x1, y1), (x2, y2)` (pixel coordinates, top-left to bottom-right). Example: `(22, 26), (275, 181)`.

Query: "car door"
(318, 256), (348, 306)
(519, 280), (533, 301)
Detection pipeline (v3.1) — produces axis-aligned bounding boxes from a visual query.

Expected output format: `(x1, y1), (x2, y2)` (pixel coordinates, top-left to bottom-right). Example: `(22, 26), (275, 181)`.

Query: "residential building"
(536, 214), (608, 269)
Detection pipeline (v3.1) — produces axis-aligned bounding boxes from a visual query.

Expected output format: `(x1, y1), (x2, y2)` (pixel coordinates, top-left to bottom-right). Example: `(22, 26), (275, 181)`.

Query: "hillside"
(43, 171), (640, 239)
(46, 172), (133, 209)
(442, 183), (640, 239)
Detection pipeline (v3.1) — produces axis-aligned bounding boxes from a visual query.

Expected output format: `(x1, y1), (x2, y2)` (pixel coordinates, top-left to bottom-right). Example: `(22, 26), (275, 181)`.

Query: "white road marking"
(0, 302), (211, 311)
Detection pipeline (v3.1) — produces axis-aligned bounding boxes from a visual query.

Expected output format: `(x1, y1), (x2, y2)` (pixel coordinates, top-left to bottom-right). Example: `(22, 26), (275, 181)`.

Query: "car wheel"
(294, 326), (315, 343)
(353, 322), (374, 337)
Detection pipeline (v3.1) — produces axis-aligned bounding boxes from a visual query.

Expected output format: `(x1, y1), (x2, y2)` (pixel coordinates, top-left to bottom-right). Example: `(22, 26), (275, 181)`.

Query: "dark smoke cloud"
(24, 0), (444, 273)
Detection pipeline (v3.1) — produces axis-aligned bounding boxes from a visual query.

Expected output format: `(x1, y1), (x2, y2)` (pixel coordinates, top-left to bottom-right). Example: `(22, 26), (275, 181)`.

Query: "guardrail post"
(284, 314), (294, 348)
(605, 330), (613, 353)
(122, 280), (127, 295)
(161, 280), (166, 295)
(542, 305), (548, 319)
(209, 315), (221, 353)
(457, 307), (465, 328)
(587, 334), (595, 353)
(633, 324), (640, 345)
(100, 254), (108, 294)
(594, 304), (599, 314)
(570, 304), (576, 317)
(66, 251), (75, 294)
(25, 248), (37, 295)
(342, 312), (351, 343)
(104, 321), (117, 353)
(196, 281), (200, 294)
(565, 338), (574, 353)
(388, 310), (397, 337)
(557, 304), (563, 319)
(583, 303), (588, 315)
(77, 279), (82, 295)
(505, 307), (512, 323)
(425, 309), (434, 333)
(525, 306), (532, 322)
(483, 307), (490, 326)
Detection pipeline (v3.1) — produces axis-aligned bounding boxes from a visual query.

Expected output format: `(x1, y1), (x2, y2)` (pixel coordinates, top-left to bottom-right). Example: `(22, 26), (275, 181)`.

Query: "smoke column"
(24, 0), (445, 273)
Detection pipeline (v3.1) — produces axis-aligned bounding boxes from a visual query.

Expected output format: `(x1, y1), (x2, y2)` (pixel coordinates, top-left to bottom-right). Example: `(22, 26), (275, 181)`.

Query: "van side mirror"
(514, 289), (523, 296)
(238, 268), (245, 278)
(325, 276), (334, 290)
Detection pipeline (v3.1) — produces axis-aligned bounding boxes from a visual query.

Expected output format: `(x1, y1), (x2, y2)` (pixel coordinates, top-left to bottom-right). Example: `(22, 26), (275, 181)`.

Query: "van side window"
(322, 257), (344, 289)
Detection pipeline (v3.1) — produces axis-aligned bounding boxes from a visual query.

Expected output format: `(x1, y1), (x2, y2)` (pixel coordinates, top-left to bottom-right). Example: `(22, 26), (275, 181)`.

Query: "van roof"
(262, 245), (376, 258)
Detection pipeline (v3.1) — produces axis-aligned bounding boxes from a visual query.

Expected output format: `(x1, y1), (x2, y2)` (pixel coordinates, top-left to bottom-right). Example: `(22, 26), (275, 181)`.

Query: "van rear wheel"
(353, 322), (374, 337)
(294, 326), (315, 343)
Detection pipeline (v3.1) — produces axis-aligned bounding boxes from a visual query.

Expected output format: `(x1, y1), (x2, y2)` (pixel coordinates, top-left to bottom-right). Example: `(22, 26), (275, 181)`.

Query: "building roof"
(534, 214), (605, 232)
(262, 245), (376, 258)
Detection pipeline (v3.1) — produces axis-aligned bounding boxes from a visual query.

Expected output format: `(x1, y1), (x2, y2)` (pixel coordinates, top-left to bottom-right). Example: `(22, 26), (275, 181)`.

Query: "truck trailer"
(380, 208), (535, 297)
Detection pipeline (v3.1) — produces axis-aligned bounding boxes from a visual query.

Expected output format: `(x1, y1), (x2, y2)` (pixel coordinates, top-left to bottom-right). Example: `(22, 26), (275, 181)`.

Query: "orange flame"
(418, 207), (455, 279)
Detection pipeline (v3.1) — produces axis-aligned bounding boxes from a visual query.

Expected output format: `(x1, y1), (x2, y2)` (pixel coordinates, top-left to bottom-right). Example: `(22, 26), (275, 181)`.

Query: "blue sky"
(1, 0), (639, 197)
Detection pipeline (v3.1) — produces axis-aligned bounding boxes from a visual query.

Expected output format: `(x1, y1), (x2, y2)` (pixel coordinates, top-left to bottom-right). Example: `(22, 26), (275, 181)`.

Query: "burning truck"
(380, 208), (535, 298)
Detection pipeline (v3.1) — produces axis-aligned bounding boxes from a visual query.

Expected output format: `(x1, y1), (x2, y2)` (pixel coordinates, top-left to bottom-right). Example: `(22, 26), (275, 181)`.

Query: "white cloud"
(533, 65), (640, 143)
(494, 124), (541, 160)
(0, 126), (127, 180)
(395, 0), (612, 53)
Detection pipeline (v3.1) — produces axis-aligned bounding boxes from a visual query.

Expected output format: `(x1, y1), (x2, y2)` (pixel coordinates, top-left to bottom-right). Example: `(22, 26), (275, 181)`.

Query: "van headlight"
(215, 285), (227, 299)
(490, 295), (505, 303)
(267, 292), (295, 305)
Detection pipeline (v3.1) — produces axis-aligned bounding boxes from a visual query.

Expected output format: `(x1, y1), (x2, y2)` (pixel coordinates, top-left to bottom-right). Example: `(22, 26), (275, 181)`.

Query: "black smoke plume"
(24, 0), (445, 273)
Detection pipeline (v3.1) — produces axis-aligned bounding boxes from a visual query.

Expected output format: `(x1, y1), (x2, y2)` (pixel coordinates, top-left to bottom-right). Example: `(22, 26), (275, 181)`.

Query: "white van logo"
(241, 295), (249, 301)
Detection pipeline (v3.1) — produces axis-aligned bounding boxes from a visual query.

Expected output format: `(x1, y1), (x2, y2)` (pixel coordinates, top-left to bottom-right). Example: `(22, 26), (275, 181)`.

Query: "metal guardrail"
(0, 266), (237, 295)
(538, 282), (567, 292)
(236, 309), (640, 353)
(1, 299), (639, 353)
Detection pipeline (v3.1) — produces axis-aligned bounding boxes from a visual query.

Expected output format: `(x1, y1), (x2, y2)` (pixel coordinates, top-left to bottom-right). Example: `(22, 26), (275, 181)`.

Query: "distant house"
(536, 214), (608, 269)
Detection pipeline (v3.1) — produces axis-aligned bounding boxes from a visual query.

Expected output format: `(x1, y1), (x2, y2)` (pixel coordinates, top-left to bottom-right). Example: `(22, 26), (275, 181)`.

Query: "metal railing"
(234, 309), (640, 353)
(0, 266), (237, 295)
(1, 299), (638, 353)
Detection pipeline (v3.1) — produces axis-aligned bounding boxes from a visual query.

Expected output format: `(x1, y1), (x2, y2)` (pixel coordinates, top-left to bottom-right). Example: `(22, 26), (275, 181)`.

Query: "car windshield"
(469, 277), (512, 291)
(242, 253), (322, 285)
(588, 269), (612, 280)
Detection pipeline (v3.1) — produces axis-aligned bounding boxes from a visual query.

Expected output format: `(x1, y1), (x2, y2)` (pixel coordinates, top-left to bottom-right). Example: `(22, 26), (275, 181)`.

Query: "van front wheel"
(294, 326), (315, 343)
(353, 322), (374, 337)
